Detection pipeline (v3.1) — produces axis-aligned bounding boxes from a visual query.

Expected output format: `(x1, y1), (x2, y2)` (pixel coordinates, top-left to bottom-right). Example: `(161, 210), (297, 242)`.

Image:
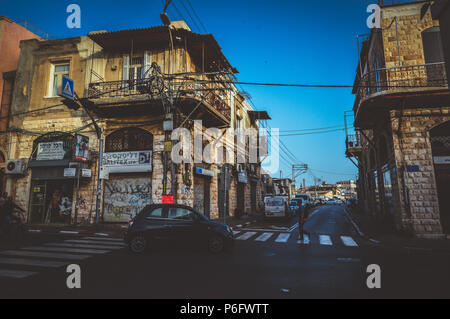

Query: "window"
(167, 208), (195, 220)
(50, 63), (70, 97)
(105, 128), (153, 152)
(146, 207), (163, 218)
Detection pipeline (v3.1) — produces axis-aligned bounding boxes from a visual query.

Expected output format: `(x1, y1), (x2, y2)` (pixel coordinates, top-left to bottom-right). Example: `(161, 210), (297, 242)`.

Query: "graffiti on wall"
(103, 177), (152, 222)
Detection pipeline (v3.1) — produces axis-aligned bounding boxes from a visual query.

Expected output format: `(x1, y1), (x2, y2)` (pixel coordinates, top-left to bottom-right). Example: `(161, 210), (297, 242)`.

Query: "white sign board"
(102, 151), (152, 173)
(64, 168), (76, 177)
(434, 156), (450, 164)
(37, 142), (65, 161)
(81, 169), (92, 178)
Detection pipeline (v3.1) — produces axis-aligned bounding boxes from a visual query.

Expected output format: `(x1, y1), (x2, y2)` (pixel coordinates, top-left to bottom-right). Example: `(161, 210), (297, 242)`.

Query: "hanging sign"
(74, 134), (89, 162)
(103, 151), (152, 173)
(37, 142), (66, 161)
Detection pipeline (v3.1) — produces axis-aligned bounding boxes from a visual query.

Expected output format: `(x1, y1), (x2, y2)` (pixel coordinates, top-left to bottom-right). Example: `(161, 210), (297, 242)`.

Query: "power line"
(279, 125), (345, 132)
(185, 0), (207, 33)
(279, 128), (345, 137)
(177, 0), (202, 33)
(0, 103), (65, 121)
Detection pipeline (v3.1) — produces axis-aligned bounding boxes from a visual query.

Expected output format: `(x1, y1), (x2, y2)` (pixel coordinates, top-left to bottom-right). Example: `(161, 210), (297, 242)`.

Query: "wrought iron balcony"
(87, 75), (232, 123)
(354, 62), (448, 108)
(345, 131), (363, 157)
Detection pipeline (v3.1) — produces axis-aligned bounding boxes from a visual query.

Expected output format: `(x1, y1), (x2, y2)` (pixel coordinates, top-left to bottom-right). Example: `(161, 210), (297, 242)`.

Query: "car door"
(166, 207), (204, 246)
(141, 206), (171, 242)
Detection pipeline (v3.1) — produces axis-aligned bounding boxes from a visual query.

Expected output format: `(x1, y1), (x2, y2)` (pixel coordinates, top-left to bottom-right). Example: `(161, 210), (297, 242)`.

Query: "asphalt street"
(0, 204), (449, 299)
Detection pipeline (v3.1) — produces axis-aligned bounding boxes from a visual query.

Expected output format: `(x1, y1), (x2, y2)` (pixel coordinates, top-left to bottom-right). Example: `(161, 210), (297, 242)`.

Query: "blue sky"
(0, 0), (379, 185)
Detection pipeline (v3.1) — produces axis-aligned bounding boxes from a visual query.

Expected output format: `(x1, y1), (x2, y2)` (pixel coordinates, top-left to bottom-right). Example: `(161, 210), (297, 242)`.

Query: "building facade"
(0, 16), (41, 194)
(5, 21), (269, 224)
(347, 1), (450, 238)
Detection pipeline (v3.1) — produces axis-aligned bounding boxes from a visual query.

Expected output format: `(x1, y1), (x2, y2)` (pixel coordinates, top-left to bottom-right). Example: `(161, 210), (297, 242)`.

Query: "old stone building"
(4, 20), (269, 224)
(346, 1), (450, 238)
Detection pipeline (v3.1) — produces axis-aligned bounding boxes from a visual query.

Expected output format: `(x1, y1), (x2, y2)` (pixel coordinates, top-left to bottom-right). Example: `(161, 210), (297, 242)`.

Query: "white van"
(264, 196), (289, 218)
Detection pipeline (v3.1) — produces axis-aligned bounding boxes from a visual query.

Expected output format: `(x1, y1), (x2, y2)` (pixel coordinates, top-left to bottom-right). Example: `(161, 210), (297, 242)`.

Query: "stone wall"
(390, 107), (450, 237)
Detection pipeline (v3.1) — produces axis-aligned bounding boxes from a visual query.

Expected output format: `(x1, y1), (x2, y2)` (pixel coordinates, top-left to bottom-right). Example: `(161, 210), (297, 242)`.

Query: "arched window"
(105, 128), (153, 152)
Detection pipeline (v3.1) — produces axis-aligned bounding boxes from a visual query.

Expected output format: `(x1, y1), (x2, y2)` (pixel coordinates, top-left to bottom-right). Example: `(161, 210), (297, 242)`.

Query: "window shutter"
(122, 54), (130, 81)
(144, 51), (152, 78)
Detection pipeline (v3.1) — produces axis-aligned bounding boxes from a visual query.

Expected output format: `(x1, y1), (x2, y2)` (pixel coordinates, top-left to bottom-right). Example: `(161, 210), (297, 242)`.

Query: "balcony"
(87, 75), (232, 127)
(345, 132), (363, 158)
(354, 62), (449, 128)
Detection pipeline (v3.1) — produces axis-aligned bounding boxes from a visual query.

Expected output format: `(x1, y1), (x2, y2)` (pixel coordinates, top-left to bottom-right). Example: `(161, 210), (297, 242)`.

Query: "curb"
(343, 208), (365, 237)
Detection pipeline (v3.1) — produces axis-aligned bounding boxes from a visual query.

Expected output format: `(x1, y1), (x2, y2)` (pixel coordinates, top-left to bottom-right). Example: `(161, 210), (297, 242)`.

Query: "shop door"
(435, 169), (450, 234)
(103, 176), (152, 222)
(194, 177), (205, 215)
(29, 182), (47, 224)
(251, 182), (257, 214)
(237, 183), (245, 212)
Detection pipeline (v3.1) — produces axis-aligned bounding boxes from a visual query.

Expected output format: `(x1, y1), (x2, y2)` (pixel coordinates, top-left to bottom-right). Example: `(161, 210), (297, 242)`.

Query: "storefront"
(193, 166), (213, 218)
(102, 128), (153, 223)
(28, 132), (90, 224)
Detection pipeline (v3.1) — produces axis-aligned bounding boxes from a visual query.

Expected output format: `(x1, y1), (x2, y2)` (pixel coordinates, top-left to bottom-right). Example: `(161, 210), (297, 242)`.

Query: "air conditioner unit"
(6, 159), (27, 175)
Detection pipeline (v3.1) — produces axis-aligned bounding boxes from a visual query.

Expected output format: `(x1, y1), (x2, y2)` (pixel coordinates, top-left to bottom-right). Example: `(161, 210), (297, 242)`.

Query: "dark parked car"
(124, 204), (234, 254)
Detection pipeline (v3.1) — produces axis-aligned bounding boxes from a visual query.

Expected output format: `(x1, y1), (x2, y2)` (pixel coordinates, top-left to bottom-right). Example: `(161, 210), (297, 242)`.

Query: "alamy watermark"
(171, 121), (280, 174)
(366, 4), (381, 29)
(66, 4), (81, 29)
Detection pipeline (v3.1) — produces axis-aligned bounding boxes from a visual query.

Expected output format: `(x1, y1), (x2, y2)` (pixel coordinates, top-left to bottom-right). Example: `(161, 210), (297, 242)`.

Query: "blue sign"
(406, 165), (420, 173)
(60, 76), (74, 100)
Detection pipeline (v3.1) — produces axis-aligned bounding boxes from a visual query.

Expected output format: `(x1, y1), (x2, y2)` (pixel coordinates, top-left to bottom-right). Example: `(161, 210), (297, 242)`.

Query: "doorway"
(29, 180), (74, 224)
(431, 121), (450, 234)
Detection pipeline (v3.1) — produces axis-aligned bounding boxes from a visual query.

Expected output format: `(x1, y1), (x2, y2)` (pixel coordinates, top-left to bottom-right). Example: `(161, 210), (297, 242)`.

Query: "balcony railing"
(346, 131), (363, 156)
(355, 62), (448, 105)
(88, 76), (231, 121)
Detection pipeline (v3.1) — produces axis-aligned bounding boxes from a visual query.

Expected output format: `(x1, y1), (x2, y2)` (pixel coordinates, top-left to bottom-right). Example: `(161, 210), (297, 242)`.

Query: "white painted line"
(319, 235), (333, 246)
(0, 257), (67, 268)
(232, 231), (241, 236)
(28, 229), (41, 233)
(82, 237), (123, 242)
(0, 269), (39, 279)
(65, 239), (125, 246)
(94, 233), (109, 237)
(369, 238), (381, 244)
(59, 231), (80, 234)
(340, 236), (358, 247)
(22, 246), (109, 254)
(275, 233), (290, 243)
(297, 234), (310, 245)
(337, 258), (361, 263)
(0, 250), (91, 260)
(255, 232), (274, 242)
(236, 232), (257, 241)
(46, 243), (123, 250)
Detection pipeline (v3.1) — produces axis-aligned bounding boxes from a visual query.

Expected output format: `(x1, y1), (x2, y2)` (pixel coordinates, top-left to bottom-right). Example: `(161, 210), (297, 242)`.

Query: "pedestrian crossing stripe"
(340, 236), (358, 247)
(0, 250), (91, 260)
(46, 243), (123, 250)
(22, 246), (109, 254)
(0, 257), (68, 268)
(64, 239), (126, 247)
(275, 233), (290, 243)
(236, 232), (257, 241)
(82, 237), (124, 242)
(255, 233), (274, 242)
(297, 234), (310, 245)
(0, 269), (38, 279)
(319, 235), (333, 246)
(233, 231), (241, 236)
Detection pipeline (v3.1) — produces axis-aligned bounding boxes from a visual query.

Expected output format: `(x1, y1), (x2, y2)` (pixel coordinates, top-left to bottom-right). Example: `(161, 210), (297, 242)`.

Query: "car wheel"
(129, 235), (147, 254)
(208, 236), (225, 254)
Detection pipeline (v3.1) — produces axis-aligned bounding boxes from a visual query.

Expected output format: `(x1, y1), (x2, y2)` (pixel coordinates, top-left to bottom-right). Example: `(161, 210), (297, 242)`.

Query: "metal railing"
(355, 62), (448, 104)
(88, 76), (232, 121)
(346, 131), (363, 152)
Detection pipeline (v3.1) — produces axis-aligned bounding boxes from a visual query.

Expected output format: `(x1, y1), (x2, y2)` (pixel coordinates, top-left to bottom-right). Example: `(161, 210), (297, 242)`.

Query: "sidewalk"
(345, 207), (450, 254)
(212, 214), (260, 230)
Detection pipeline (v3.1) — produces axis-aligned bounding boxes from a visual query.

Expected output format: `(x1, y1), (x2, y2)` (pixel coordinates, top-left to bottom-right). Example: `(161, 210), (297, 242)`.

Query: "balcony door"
(422, 27), (445, 85)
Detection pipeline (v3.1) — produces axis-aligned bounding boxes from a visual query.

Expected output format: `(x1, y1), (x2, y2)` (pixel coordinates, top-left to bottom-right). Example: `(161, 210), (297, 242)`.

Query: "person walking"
(297, 199), (311, 244)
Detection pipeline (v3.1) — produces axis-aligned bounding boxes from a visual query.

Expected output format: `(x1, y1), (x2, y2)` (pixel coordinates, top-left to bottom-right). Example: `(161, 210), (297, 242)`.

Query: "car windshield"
(266, 198), (284, 206)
